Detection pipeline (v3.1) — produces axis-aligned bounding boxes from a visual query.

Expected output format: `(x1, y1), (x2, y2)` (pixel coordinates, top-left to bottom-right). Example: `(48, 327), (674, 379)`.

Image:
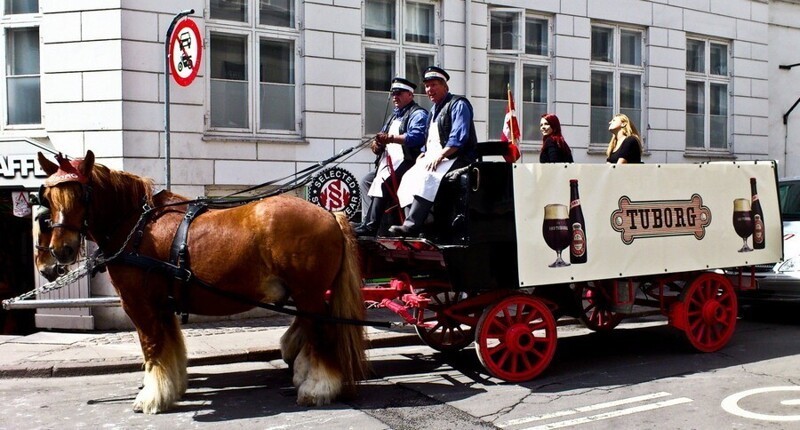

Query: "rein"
(218, 137), (373, 201)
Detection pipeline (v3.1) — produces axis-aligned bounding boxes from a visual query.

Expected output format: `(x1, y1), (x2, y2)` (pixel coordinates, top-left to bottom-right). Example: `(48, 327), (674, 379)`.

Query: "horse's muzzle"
(51, 244), (78, 265)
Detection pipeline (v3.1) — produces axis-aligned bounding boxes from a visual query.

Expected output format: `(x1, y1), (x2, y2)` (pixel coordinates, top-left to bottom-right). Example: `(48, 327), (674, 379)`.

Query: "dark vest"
(382, 102), (425, 161)
(431, 94), (478, 162)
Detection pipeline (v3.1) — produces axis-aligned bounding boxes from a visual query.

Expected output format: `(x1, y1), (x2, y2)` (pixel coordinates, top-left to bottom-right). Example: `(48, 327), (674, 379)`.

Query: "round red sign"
(307, 167), (361, 219)
(169, 18), (203, 87)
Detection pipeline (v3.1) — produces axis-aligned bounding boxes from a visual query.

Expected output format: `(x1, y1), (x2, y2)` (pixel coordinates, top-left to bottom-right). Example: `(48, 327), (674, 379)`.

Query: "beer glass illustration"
(543, 204), (571, 267)
(732, 198), (754, 252)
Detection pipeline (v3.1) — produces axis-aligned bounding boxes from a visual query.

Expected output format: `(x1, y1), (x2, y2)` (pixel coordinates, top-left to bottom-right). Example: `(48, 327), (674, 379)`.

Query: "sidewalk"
(0, 310), (419, 379)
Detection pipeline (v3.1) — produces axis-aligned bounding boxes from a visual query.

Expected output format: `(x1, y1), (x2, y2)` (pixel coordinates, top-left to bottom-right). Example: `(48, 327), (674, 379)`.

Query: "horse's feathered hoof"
(294, 349), (342, 407)
(297, 380), (339, 407)
(132, 361), (181, 414)
(133, 391), (170, 414)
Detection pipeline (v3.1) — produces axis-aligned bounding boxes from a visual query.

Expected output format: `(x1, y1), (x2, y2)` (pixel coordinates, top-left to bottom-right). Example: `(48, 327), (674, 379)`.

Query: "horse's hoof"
(133, 385), (173, 414)
(296, 377), (340, 407)
(296, 391), (333, 407)
(133, 398), (168, 414)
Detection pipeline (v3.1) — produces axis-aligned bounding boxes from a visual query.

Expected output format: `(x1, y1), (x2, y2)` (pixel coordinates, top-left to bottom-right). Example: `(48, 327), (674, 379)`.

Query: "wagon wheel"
(475, 295), (557, 382)
(678, 273), (737, 352)
(575, 281), (623, 331)
(414, 291), (476, 352)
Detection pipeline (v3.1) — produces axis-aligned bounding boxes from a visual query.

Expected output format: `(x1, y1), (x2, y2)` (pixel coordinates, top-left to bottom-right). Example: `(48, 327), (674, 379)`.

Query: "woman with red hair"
(539, 113), (573, 163)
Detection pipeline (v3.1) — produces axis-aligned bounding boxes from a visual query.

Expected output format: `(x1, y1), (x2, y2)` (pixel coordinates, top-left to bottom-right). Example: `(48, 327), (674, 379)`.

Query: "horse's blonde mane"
(91, 162), (155, 208)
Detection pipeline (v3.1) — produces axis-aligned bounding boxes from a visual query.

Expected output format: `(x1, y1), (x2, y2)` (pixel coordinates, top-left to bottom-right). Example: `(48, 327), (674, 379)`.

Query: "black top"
(539, 136), (573, 163)
(606, 136), (642, 164)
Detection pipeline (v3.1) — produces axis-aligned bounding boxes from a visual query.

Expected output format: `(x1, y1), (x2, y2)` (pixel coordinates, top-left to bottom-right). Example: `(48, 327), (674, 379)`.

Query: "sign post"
(164, 9), (201, 191)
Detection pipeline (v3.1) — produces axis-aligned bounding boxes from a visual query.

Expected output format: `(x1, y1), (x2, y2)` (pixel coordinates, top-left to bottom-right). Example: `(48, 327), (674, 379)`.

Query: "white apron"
(367, 119), (405, 198)
(396, 125), (456, 208)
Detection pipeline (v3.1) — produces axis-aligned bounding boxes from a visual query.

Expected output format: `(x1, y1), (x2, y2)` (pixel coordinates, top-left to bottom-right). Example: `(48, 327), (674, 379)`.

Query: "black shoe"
(353, 224), (377, 236)
(388, 224), (418, 237)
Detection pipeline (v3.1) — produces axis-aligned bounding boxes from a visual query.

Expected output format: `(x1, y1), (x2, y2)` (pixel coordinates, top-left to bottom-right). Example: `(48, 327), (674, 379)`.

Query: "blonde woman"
(606, 114), (643, 164)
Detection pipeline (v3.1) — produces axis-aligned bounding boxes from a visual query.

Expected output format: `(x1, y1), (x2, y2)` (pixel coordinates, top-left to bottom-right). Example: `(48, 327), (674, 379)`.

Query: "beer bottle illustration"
(751, 177), (765, 250)
(569, 179), (587, 264)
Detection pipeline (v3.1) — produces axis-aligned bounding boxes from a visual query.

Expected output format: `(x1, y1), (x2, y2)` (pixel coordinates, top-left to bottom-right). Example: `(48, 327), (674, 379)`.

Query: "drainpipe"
(464, 0), (471, 98)
(784, 97), (800, 177)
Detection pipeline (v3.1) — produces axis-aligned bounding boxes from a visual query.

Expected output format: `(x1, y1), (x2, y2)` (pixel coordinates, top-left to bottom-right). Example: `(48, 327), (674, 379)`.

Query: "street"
(1, 312), (799, 429)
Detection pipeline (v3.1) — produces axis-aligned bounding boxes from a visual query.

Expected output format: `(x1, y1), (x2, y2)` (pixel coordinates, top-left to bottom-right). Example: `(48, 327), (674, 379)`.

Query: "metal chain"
(4, 264), (90, 306)
(2, 209), (151, 309)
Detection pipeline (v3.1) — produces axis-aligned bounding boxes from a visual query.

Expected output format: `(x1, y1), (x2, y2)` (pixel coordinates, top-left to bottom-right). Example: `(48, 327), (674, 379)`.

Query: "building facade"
(1, 0), (799, 330)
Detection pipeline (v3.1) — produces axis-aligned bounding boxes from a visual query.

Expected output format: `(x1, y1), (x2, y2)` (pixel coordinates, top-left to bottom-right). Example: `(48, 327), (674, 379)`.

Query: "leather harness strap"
(168, 201), (208, 323)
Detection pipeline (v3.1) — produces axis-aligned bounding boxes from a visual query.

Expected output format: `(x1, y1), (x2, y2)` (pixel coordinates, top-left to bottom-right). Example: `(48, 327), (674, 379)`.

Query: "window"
(590, 25), (644, 145)
(686, 38), (729, 150)
(2, 1), (40, 127)
(207, 0), (298, 135)
(6, 0), (37, 14)
(6, 27), (39, 126)
(488, 11), (549, 142)
(363, 0), (437, 135)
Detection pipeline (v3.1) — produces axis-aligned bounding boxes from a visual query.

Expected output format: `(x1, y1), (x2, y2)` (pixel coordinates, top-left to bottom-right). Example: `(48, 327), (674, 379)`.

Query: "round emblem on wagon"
(307, 166), (361, 219)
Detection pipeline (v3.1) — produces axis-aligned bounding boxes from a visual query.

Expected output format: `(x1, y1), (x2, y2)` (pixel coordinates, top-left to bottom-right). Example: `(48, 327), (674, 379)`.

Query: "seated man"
(353, 77), (428, 236)
(389, 66), (478, 237)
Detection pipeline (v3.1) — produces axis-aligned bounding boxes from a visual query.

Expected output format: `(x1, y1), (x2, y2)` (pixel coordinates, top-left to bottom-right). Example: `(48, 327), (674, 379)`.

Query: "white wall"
(37, 0), (777, 188)
(769, 0), (800, 178)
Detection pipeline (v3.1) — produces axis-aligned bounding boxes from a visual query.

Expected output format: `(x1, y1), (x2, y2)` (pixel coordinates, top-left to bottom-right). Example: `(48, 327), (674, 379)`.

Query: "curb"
(0, 332), (421, 379)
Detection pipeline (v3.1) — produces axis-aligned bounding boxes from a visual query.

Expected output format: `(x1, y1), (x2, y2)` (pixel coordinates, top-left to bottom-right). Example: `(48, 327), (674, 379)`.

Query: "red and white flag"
(500, 84), (521, 162)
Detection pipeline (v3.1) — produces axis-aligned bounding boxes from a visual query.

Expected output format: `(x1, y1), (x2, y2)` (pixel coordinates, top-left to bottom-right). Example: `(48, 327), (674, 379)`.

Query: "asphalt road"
(2, 311), (799, 429)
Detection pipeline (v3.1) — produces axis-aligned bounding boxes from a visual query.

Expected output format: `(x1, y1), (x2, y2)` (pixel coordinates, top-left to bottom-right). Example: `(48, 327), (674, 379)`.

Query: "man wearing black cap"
(389, 66), (478, 237)
(353, 77), (429, 236)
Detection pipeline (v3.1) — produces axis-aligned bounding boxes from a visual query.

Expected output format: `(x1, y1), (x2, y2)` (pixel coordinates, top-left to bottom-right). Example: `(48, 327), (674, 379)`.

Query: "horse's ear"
(78, 150), (95, 177)
(38, 152), (59, 176)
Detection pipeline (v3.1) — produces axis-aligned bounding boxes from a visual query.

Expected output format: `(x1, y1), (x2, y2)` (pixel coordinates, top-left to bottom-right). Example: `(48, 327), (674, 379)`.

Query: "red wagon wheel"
(415, 291), (476, 352)
(678, 273), (737, 352)
(475, 295), (557, 382)
(575, 281), (622, 331)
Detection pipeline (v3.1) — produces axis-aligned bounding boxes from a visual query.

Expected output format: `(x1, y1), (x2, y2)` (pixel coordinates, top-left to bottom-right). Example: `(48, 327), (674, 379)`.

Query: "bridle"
(37, 183), (91, 256)
(31, 202), (69, 276)
(33, 205), (53, 253)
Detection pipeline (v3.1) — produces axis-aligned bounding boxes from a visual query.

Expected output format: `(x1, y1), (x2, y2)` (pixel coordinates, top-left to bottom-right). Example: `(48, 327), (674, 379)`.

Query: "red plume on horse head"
(39, 150), (94, 186)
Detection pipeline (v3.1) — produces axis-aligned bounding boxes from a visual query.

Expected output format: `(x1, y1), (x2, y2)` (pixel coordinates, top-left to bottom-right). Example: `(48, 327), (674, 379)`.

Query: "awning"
(0, 137), (59, 189)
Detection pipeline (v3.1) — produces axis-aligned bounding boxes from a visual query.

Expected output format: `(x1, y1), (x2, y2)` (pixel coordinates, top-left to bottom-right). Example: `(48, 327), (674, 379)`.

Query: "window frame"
(589, 23), (646, 149)
(685, 36), (731, 152)
(362, 0), (439, 137)
(0, 4), (42, 130)
(487, 10), (551, 145)
(205, 0), (301, 139)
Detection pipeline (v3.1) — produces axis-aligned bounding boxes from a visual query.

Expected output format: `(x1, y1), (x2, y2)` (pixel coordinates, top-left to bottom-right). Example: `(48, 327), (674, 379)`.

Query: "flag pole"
(507, 83), (516, 147)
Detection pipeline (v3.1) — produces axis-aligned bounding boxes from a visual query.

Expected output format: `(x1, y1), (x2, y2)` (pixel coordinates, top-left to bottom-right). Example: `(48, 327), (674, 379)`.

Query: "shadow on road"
(366, 315), (800, 395)
(161, 314), (800, 422)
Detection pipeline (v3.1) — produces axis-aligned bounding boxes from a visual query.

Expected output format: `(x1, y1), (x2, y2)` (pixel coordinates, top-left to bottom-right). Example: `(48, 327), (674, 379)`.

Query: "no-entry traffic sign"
(169, 18), (202, 86)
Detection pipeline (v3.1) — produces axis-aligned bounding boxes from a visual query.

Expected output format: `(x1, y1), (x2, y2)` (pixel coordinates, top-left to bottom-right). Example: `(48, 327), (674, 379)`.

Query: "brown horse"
(38, 150), (366, 413)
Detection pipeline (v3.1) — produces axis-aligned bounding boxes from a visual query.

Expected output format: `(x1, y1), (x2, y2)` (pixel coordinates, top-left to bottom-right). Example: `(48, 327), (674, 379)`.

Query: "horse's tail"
(330, 212), (367, 392)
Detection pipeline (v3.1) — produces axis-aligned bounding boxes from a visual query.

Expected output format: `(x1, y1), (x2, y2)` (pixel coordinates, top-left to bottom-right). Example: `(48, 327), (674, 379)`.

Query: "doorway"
(0, 189), (35, 334)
